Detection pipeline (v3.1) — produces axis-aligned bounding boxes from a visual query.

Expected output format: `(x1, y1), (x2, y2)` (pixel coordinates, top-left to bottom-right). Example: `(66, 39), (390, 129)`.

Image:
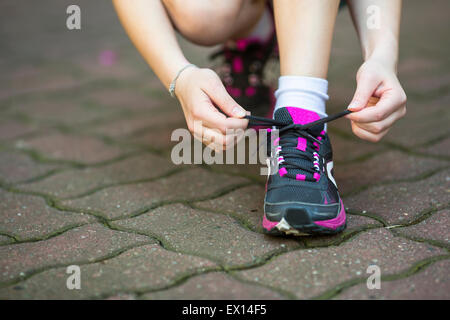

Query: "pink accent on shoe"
(314, 200), (346, 230)
(318, 136), (322, 141)
(262, 214), (278, 231)
(235, 37), (264, 51)
(324, 196), (328, 205)
(297, 137), (307, 151)
(313, 172), (321, 181)
(232, 57), (243, 73)
(313, 141), (320, 151)
(227, 86), (242, 98)
(245, 86), (256, 97)
(273, 137), (280, 146)
(296, 174), (306, 181)
(279, 167), (287, 177)
(320, 130), (326, 135)
(236, 39), (248, 51)
(286, 107), (321, 125)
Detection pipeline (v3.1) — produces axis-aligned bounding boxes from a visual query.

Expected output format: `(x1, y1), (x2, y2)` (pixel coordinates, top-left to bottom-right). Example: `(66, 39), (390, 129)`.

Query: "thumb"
(348, 75), (379, 111)
(207, 81), (247, 118)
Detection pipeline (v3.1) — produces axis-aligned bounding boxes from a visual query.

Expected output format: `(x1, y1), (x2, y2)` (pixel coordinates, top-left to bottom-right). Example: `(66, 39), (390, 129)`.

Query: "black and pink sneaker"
(246, 107), (350, 236)
(210, 34), (277, 118)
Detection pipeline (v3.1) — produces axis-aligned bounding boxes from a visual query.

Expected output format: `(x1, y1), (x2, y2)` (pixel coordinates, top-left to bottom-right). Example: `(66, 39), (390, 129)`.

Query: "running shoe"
(210, 31), (277, 117)
(246, 108), (350, 236)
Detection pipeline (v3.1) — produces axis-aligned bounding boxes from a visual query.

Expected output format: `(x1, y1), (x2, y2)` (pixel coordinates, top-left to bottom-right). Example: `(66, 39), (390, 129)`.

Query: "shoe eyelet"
(248, 74), (260, 86)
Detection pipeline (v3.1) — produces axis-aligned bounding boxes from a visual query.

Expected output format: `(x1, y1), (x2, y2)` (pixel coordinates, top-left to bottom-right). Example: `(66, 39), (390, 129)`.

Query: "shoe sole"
(262, 199), (347, 236)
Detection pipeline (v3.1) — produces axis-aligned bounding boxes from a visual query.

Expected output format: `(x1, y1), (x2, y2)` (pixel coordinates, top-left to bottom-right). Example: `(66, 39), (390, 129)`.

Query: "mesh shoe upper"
(265, 107), (340, 206)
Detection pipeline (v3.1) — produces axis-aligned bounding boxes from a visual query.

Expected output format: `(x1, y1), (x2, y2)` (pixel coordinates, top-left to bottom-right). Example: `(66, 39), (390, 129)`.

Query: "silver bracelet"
(169, 63), (197, 98)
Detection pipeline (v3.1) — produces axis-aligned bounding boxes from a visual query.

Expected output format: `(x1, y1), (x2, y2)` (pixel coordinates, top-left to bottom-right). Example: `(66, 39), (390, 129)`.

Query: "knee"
(165, 0), (241, 46)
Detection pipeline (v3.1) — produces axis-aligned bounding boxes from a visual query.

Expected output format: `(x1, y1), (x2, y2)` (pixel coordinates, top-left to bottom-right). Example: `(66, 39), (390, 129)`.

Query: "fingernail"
(347, 102), (357, 110)
(232, 106), (246, 117)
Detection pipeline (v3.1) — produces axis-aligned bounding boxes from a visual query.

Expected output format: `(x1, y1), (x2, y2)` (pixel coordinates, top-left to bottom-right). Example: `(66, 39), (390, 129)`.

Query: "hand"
(175, 67), (248, 151)
(346, 59), (407, 142)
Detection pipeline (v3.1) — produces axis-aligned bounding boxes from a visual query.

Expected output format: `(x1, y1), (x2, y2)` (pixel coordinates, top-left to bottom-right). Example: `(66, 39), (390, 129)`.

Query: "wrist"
(161, 57), (191, 90)
(363, 32), (398, 72)
(169, 63), (197, 98)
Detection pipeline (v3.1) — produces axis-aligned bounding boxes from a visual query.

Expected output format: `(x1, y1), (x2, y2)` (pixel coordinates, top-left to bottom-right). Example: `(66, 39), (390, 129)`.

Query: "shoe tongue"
(273, 107), (324, 181)
(274, 107), (324, 136)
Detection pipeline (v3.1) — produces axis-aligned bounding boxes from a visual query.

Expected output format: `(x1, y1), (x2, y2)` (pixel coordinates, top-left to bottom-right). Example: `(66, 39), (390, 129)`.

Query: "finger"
(347, 90), (405, 123)
(352, 106), (406, 134)
(351, 121), (389, 143)
(192, 128), (222, 152)
(348, 73), (381, 111)
(201, 105), (248, 134)
(198, 125), (242, 150)
(191, 89), (248, 133)
(204, 75), (247, 118)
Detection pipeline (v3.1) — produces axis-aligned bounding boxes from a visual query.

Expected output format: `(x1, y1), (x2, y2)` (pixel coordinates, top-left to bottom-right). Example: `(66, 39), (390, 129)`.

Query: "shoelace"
(245, 110), (352, 181)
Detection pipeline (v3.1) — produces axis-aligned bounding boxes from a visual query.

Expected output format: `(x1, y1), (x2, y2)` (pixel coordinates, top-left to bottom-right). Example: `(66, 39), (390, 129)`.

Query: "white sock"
(274, 76), (329, 119)
(247, 8), (273, 41)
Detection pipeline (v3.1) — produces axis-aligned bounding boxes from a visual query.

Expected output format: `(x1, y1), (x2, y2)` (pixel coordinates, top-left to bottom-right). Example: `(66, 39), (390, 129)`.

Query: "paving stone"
(88, 86), (166, 113)
(0, 190), (94, 241)
(0, 235), (14, 245)
(395, 209), (449, 245)
(88, 109), (185, 139)
(327, 128), (386, 164)
(112, 203), (300, 266)
(419, 137), (450, 158)
(0, 150), (62, 184)
(60, 168), (248, 219)
(345, 168), (449, 225)
(301, 214), (382, 248)
(383, 95), (450, 147)
(335, 259), (450, 299)
(397, 57), (441, 76)
(328, 93), (450, 149)
(74, 53), (144, 82)
(0, 64), (80, 100)
(120, 124), (185, 151)
(208, 163), (267, 184)
(4, 99), (119, 127)
(235, 228), (445, 299)
(403, 73), (450, 95)
(20, 152), (177, 198)
(336, 150), (448, 196)
(194, 185), (265, 232)
(17, 132), (134, 164)
(0, 223), (151, 284)
(0, 244), (216, 299)
(142, 272), (285, 300)
(0, 119), (38, 142)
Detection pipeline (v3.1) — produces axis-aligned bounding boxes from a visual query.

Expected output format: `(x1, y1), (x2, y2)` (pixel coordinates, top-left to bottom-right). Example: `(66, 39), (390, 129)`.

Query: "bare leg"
(162, 0), (266, 46)
(274, 0), (340, 78)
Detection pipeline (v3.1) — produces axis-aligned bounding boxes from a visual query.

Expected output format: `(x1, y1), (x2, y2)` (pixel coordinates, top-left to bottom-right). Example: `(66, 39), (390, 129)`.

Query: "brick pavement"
(0, 0), (448, 299)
